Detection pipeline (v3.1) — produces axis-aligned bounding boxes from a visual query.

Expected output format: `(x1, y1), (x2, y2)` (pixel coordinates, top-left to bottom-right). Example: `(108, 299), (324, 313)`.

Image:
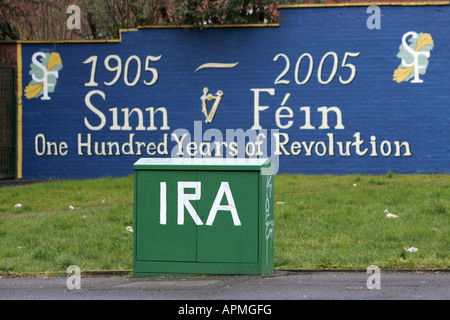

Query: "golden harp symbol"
(200, 87), (223, 123)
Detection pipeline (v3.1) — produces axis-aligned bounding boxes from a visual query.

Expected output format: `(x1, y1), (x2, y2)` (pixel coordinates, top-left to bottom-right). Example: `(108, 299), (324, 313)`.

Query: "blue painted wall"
(20, 5), (449, 178)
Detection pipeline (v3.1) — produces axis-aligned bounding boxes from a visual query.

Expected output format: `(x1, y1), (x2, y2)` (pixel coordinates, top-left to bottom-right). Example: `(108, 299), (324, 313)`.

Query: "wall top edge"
(279, 1), (449, 9)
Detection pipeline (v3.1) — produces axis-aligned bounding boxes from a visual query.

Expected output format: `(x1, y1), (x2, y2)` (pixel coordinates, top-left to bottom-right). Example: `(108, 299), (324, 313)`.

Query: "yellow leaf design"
(393, 65), (414, 83)
(415, 33), (433, 52)
(47, 52), (62, 71)
(25, 82), (44, 99)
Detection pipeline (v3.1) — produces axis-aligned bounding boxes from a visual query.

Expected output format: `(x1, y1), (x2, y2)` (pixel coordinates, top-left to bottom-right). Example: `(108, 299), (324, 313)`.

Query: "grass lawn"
(0, 174), (448, 274)
(275, 174), (449, 269)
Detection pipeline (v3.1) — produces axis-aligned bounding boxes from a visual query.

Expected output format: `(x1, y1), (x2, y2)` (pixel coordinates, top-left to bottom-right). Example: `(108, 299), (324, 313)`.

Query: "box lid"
(133, 157), (271, 172)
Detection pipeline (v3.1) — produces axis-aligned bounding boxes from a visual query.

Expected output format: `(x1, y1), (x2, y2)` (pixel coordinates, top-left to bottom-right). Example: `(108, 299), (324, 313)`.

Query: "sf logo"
(25, 51), (63, 100)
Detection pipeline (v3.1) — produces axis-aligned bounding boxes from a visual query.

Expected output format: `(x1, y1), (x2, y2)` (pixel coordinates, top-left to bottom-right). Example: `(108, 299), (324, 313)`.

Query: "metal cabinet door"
(196, 171), (259, 263)
(135, 170), (197, 262)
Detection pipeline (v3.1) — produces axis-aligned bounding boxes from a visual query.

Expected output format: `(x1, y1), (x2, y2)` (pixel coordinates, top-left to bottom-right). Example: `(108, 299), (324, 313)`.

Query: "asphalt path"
(0, 270), (448, 301)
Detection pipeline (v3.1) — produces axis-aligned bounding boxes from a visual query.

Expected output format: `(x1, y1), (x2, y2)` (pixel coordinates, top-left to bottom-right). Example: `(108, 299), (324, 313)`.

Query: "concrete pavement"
(1, 270), (448, 300)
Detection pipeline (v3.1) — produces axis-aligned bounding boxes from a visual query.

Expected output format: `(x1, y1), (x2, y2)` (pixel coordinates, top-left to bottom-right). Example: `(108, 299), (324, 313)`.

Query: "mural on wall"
(393, 32), (434, 83)
(25, 52), (63, 100)
(18, 4), (450, 178)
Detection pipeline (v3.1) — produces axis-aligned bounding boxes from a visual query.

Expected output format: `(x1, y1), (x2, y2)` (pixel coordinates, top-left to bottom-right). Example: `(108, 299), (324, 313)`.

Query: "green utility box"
(133, 158), (274, 276)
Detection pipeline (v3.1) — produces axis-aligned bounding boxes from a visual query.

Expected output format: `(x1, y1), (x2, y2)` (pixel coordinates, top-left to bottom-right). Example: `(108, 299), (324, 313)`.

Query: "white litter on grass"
(384, 209), (398, 218)
(126, 226), (133, 232)
(14, 203), (22, 208)
(405, 247), (418, 253)
(68, 205), (75, 210)
(276, 201), (285, 204)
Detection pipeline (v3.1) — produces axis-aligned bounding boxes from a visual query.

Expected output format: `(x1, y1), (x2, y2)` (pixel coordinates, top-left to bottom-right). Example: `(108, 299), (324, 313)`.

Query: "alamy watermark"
(66, 265), (81, 290)
(366, 5), (381, 30)
(170, 121), (280, 174)
(366, 265), (381, 290)
(67, 5), (81, 30)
